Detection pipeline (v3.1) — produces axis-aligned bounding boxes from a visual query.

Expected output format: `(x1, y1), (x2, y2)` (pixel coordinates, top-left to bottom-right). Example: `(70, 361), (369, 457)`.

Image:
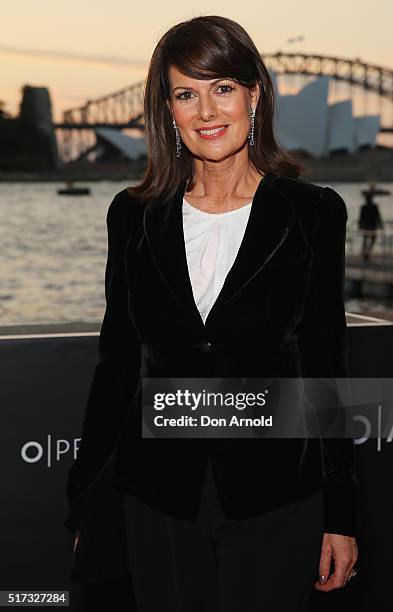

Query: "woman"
(65, 15), (358, 611)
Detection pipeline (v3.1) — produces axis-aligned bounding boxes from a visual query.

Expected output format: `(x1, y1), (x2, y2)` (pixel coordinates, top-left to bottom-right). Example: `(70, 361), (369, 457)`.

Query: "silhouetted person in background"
(358, 193), (383, 261)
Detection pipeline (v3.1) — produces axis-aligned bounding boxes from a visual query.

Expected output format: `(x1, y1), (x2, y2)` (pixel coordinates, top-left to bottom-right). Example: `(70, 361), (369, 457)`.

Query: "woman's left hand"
(314, 533), (358, 591)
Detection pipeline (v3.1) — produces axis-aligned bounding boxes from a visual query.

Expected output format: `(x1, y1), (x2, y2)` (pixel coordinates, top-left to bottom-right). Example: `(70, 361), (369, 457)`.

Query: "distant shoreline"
(0, 173), (136, 183)
(1, 147), (393, 183)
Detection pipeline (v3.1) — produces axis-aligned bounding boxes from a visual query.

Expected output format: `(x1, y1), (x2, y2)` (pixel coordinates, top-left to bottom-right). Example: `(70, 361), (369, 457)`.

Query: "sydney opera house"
(94, 73), (381, 162)
(271, 73), (380, 157)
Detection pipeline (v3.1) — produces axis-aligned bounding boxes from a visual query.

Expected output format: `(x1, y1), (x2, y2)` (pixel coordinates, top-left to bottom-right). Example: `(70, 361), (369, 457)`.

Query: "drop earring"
(248, 107), (255, 147)
(172, 119), (182, 158)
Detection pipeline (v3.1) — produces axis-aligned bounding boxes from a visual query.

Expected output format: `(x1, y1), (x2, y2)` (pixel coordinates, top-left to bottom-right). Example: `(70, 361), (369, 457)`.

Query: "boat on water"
(57, 181), (91, 196)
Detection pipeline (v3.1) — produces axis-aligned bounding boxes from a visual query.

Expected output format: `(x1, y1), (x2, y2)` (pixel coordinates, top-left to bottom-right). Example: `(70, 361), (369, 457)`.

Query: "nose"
(198, 94), (217, 122)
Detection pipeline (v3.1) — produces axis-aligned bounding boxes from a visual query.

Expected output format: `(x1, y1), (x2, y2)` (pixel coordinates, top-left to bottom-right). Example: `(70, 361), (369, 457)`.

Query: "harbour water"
(0, 180), (392, 326)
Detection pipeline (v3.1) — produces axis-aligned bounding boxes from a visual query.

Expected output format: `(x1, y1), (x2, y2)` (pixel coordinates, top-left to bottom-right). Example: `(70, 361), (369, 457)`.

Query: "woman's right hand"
(73, 531), (80, 553)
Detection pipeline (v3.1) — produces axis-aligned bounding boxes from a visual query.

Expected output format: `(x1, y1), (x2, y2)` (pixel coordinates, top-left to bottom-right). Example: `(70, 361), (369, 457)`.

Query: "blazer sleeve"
(297, 186), (358, 537)
(64, 191), (142, 532)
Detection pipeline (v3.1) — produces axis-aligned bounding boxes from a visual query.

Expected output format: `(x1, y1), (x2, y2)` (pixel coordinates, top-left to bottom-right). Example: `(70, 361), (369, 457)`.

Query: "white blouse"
(182, 197), (252, 323)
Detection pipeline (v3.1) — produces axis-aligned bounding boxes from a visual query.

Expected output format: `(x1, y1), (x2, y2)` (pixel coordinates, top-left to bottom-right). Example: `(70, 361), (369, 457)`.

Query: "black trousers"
(123, 460), (325, 612)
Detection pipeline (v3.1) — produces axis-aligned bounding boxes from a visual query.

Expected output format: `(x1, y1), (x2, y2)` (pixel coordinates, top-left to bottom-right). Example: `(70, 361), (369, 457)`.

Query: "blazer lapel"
(143, 172), (295, 329)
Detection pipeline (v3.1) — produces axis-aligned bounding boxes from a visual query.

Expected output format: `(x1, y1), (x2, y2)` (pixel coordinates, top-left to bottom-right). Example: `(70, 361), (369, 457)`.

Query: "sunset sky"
(2, 0), (393, 122)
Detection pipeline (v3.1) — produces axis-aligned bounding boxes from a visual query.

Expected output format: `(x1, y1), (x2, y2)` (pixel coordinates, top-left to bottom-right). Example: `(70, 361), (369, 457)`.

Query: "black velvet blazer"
(65, 172), (358, 580)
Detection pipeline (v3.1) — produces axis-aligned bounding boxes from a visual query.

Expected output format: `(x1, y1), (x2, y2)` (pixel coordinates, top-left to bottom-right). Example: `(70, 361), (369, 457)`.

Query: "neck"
(187, 151), (263, 203)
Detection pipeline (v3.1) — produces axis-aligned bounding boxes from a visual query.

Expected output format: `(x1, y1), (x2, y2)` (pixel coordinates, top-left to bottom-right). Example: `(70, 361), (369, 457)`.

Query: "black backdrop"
(0, 320), (392, 611)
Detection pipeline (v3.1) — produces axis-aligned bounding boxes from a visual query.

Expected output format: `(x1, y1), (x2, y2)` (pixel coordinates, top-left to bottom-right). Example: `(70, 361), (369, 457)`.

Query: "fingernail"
(319, 575), (327, 584)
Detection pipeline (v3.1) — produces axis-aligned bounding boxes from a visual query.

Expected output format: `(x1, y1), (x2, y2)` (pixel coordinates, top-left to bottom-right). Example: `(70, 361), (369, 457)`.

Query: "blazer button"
(200, 341), (212, 352)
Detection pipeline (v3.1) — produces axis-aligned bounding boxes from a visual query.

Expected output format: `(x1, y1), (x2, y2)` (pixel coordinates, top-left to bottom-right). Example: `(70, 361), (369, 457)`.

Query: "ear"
(250, 82), (260, 108)
(166, 98), (173, 119)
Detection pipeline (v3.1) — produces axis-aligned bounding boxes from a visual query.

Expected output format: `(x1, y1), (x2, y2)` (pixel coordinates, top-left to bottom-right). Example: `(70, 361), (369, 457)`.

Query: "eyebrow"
(172, 78), (233, 92)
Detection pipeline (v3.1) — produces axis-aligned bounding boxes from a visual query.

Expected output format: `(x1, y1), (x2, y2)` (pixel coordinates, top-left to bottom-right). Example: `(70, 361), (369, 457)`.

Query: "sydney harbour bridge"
(54, 52), (393, 161)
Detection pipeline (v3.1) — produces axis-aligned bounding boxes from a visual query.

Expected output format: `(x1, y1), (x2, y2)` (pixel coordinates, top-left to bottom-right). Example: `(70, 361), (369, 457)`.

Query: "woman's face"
(167, 65), (259, 161)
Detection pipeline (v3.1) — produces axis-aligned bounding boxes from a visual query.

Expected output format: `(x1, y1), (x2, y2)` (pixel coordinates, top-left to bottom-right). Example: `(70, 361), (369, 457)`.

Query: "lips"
(195, 125), (228, 140)
(195, 124), (228, 132)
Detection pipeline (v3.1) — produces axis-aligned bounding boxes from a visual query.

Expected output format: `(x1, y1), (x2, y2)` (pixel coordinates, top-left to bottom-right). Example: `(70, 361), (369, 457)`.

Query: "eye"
(175, 91), (194, 101)
(217, 83), (234, 94)
(174, 83), (235, 101)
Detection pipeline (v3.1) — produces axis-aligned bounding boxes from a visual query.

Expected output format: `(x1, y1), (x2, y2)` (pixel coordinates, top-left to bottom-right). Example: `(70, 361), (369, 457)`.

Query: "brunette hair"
(128, 15), (304, 203)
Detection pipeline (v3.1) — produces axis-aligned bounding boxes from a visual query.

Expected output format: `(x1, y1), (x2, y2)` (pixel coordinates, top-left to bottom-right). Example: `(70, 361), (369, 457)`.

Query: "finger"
(73, 535), (79, 553)
(327, 561), (351, 591)
(345, 543), (359, 583)
(334, 562), (350, 588)
(345, 558), (358, 584)
(318, 544), (332, 586)
(315, 571), (342, 592)
(345, 569), (353, 584)
(316, 558), (352, 592)
(345, 562), (355, 584)
(315, 564), (340, 592)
